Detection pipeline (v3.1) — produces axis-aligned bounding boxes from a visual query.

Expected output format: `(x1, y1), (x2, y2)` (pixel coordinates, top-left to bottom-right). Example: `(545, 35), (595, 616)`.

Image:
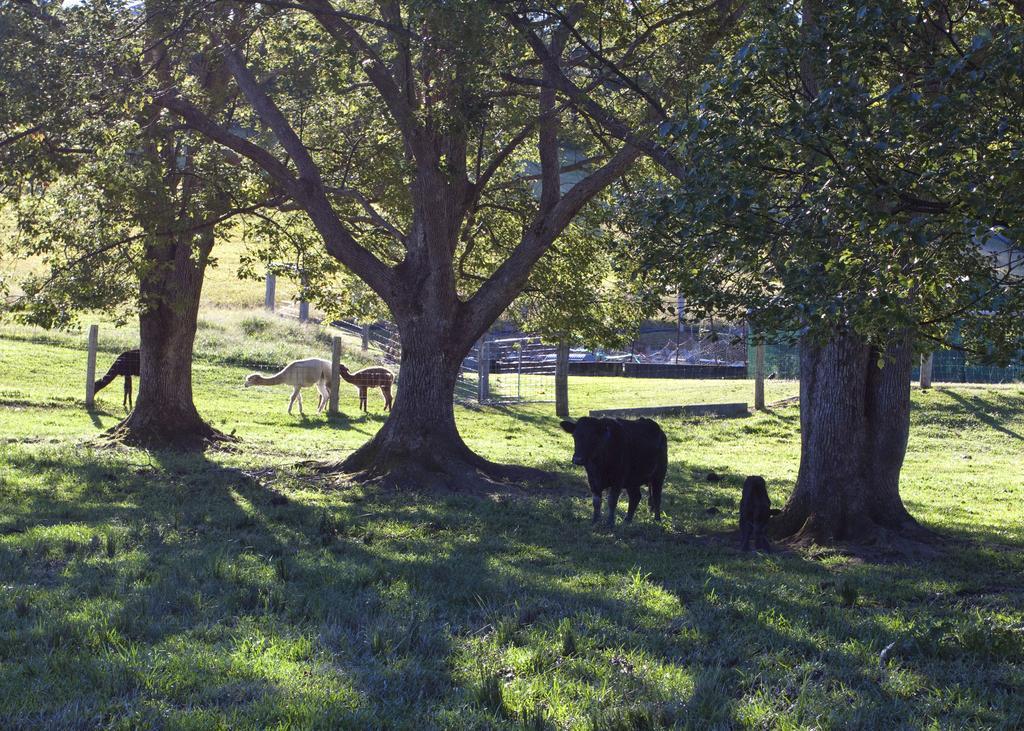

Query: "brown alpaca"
(339, 364), (394, 412)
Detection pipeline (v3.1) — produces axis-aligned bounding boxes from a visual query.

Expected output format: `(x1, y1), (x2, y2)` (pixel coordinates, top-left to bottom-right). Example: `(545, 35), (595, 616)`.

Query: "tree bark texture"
(771, 331), (922, 544)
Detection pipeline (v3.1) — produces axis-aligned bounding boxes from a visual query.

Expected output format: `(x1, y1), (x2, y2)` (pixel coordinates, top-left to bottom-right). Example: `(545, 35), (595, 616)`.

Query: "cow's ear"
(560, 420), (576, 434)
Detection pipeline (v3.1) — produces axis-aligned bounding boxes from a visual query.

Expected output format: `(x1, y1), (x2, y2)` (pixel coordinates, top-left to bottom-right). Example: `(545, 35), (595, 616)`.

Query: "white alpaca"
(244, 358), (332, 415)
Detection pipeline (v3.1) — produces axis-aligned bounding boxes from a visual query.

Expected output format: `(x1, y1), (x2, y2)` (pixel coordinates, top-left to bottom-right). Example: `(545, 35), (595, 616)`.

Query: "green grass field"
(1, 313), (1023, 729)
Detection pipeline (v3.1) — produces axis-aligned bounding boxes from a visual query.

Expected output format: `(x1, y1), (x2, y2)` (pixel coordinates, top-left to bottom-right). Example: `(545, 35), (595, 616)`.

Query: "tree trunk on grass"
(338, 276), (547, 489)
(341, 327), (469, 482)
(771, 331), (927, 545)
(106, 231), (224, 449)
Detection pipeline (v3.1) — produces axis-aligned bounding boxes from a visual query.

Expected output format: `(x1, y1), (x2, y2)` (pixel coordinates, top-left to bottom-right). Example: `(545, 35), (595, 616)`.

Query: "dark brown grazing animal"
(94, 349), (140, 409)
(339, 364), (395, 412)
(739, 475), (779, 552)
(560, 416), (667, 527)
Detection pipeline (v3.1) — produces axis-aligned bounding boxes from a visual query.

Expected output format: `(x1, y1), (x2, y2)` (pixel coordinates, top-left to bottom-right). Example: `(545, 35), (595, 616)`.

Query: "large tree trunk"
(340, 323), (471, 478)
(771, 331), (926, 545)
(337, 292), (546, 489)
(106, 232), (223, 449)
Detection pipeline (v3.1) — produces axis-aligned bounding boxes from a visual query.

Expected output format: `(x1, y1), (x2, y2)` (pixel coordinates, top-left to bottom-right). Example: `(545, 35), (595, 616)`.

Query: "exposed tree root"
(314, 439), (560, 496)
(772, 511), (945, 563)
(99, 418), (237, 452)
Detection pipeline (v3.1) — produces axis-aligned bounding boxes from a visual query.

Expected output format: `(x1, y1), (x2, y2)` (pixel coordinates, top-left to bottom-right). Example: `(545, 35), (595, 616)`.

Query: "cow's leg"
(606, 484), (623, 527)
(649, 458), (666, 521)
(585, 468), (605, 525)
(625, 487), (642, 523)
(755, 525), (772, 552)
(740, 520), (752, 551)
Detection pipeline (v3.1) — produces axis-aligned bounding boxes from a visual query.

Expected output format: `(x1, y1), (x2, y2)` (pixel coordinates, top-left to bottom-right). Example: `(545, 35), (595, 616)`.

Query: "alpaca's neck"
(340, 372), (357, 384)
(254, 371), (287, 386)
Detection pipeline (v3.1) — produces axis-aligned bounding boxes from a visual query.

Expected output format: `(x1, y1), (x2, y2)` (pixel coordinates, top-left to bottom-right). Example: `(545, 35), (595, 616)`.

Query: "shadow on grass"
(84, 405), (116, 429)
(937, 388), (1024, 441)
(1, 444), (1022, 728)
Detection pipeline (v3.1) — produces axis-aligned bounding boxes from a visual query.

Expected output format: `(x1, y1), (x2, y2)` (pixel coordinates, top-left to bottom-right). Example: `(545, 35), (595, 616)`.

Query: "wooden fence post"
(920, 352), (934, 389)
(85, 324), (98, 408)
(516, 344), (523, 399)
(298, 270), (309, 323)
(264, 272), (276, 311)
(555, 339), (570, 418)
(330, 336), (341, 414)
(477, 337), (490, 404)
(754, 340), (766, 411)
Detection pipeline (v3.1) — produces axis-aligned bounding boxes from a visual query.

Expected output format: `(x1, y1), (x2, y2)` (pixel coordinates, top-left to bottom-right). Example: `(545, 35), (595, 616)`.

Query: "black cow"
(739, 475), (776, 552)
(560, 416), (667, 527)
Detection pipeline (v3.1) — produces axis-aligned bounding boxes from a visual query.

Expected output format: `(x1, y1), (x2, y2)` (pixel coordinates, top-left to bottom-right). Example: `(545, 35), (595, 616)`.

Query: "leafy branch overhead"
(629, 1), (1024, 362)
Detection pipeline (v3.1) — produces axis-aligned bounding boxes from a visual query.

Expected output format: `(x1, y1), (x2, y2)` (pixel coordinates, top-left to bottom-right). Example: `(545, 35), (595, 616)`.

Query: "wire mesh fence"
(914, 349), (1024, 384)
(332, 319), (402, 366)
(480, 336), (558, 404)
(754, 343), (802, 381)
(746, 341), (1024, 385)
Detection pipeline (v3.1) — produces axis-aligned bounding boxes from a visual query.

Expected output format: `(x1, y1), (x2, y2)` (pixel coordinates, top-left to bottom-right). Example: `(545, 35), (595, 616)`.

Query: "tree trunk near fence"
(105, 230), (224, 449)
(555, 339), (570, 418)
(920, 352), (933, 389)
(771, 331), (929, 546)
(337, 302), (547, 488)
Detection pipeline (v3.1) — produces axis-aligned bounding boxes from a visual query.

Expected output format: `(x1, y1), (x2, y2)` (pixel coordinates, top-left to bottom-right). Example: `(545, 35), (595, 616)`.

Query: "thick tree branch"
(538, 80), (560, 214)
(239, 0), (415, 34)
(221, 45), (325, 190)
(472, 120), (536, 197)
(158, 86), (396, 299)
(547, 4), (669, 119)
(155, 88), (297, 188)
(535, 6), (581, 216)
(213, 43), (398, 297)
(0, 124), (43, 150)
(377, 1), (418, 113)
(544, 145), (641, 239)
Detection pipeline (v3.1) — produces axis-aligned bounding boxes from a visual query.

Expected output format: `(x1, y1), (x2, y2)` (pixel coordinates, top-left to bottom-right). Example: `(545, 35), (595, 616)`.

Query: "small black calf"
(739, 475), (778, 551)
(560, 416), (667, 527)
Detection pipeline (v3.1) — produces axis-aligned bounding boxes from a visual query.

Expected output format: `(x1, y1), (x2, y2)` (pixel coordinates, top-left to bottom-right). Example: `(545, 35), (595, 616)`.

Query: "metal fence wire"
(747, 341), (1024, 384)
(479, 336), (557, 404)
